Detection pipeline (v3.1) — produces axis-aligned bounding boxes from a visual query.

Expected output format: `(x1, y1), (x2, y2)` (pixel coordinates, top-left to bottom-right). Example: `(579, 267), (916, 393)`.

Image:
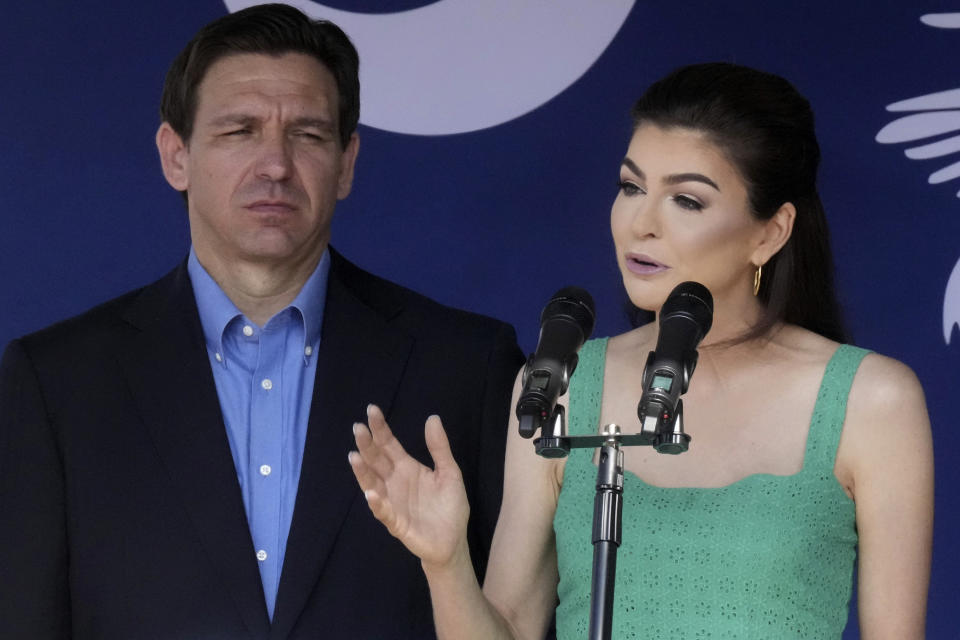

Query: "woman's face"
(611, 124), (768, 313)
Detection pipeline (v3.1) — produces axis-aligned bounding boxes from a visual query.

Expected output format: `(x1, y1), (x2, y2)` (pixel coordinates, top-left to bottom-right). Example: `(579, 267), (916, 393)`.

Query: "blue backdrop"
(2, 1), (958, 636)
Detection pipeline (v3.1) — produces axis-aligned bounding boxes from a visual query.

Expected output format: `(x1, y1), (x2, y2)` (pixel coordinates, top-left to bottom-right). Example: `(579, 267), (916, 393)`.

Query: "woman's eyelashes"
(672, 194), (705, 211)
(617, 179), (645, 196)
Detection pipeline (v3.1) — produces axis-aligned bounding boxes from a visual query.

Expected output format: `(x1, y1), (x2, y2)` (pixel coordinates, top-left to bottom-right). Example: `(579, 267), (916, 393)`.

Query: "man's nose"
(254, 133), (294, 181)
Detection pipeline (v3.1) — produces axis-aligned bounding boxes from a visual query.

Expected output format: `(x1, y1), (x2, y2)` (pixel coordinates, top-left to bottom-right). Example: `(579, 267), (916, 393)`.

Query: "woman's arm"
(840, 354), (934, 639)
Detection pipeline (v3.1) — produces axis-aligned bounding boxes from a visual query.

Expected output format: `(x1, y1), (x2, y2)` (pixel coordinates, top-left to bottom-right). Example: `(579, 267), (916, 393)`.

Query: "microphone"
(516, 287), (596, 439)
(637, 282), (713, 451)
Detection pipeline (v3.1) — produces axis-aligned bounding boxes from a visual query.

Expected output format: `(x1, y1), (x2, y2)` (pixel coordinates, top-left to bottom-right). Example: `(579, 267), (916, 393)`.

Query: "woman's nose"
(630, 198), (661, 238)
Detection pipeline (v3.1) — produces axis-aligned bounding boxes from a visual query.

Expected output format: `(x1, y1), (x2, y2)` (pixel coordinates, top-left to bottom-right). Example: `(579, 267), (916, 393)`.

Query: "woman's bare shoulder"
(834, 341), (930, 497)
(846, 350), (927, 428)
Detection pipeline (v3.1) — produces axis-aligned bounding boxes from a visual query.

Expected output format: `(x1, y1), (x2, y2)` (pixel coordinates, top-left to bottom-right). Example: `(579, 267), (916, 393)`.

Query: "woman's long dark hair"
(628, 63), (847, 343)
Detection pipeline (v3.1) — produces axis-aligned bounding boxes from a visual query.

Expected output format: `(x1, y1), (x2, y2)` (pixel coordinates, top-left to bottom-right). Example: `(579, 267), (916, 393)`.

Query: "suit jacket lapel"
(117, 263), (270, 638)
(270, 252), (413, 639)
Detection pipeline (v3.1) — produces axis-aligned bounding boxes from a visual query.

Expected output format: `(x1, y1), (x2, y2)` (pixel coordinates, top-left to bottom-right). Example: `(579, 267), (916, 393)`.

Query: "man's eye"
(295, 131), (327, 142)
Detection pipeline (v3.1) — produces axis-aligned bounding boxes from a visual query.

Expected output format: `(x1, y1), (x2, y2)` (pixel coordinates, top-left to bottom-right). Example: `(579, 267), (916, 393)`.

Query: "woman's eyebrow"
(620, 158), (720, 192)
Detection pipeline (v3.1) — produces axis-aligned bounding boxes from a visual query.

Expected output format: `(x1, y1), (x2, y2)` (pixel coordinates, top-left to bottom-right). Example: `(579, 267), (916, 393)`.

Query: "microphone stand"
(590, 425), (623, 638)
(535, 403), (690, 640)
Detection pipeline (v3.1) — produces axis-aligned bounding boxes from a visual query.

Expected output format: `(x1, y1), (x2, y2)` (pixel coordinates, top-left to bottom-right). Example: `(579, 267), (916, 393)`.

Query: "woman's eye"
(673, 195), (704, 211)
(618, 180), (644, 196)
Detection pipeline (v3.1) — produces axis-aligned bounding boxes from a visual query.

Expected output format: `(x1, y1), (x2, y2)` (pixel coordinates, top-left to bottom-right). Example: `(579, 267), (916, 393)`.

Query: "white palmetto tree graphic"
(876, 12), (960, 344)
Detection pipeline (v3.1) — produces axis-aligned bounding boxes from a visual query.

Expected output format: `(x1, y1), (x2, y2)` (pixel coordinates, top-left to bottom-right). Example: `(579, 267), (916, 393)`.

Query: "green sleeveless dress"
(554, 338), (868, 639)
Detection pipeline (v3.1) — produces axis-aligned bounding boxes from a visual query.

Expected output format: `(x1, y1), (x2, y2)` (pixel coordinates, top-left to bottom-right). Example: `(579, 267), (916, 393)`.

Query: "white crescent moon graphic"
(224, 0), (635, 135)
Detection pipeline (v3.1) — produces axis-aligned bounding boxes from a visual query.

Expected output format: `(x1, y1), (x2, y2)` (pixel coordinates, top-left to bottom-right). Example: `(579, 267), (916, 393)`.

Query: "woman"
(348, 63), (933, 639)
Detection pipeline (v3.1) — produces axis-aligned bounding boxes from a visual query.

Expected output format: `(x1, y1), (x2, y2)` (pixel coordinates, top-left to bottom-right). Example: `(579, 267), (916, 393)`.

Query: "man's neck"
(195, 247), (326, 326)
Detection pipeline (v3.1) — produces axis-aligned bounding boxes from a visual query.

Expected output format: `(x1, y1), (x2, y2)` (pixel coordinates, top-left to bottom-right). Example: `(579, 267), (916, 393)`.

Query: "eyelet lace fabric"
(554, 339), (868, 639)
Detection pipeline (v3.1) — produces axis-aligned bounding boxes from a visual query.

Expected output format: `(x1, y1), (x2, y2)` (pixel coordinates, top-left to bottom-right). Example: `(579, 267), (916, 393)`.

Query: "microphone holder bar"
(533, 403), (690, 640)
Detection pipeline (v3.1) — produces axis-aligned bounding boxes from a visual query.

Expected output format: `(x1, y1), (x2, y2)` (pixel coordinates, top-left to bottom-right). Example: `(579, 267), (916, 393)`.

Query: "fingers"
(347, 454), (401, 532)
(347, 448), (383, 495)
(352, 405), (402, 478)
(349, 407), (409, 537)
(355, 407), (459, 477)
(423, 415), (459, 476)
(365, 404), (400, 450)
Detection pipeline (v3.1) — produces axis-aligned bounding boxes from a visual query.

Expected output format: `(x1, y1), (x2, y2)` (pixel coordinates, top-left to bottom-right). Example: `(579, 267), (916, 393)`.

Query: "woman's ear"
(753, 202), (796, 265)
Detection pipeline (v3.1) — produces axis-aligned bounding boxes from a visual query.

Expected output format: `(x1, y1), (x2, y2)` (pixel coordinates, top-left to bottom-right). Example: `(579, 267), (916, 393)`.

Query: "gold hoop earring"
(753, 264), (763, 296)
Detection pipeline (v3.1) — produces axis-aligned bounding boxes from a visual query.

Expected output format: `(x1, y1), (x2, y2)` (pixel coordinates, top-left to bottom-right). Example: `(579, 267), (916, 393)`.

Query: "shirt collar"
(288, 249), (329, 357)
(187, 247), (330, 366)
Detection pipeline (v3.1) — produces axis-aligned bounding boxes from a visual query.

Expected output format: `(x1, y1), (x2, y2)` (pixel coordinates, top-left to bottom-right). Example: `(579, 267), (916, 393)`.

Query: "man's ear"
(336, 133), (360, 200)
(752, 202), (796, 266)
(156, 122), (190, 192)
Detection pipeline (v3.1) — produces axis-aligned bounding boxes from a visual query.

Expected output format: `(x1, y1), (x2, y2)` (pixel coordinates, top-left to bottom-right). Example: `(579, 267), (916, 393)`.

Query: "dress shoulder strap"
(803, 344), (872, 473)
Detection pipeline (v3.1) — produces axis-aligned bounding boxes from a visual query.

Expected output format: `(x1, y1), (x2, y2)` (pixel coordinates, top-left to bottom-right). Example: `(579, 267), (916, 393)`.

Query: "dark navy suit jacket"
(0, 249), (523, 639)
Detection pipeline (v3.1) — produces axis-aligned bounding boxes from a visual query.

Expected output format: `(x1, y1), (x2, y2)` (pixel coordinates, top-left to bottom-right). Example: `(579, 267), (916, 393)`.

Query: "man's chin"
(236, 239), (327, 266)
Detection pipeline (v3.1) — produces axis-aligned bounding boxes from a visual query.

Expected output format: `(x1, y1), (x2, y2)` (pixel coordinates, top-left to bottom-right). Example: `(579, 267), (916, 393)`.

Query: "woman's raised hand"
(348, 405), (471, 570)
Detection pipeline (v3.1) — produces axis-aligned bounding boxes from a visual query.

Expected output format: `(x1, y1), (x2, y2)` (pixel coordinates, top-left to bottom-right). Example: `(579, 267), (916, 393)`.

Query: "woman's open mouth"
(625, 253), (669, 275)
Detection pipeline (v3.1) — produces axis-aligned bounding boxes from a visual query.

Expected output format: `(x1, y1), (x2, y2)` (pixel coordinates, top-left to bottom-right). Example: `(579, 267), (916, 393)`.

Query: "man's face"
(158, 52), (358, 271)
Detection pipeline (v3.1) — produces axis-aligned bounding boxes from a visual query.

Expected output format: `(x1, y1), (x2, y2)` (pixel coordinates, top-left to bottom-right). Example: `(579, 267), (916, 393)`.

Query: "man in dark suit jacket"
(0, 5), (523, 639)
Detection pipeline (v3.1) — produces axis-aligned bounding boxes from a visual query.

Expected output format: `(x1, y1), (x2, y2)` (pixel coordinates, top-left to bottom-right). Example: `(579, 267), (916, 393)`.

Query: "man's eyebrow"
(620, 158), (720, 192)
(288, 117), (336, 131)
(208, 113), (257, 128)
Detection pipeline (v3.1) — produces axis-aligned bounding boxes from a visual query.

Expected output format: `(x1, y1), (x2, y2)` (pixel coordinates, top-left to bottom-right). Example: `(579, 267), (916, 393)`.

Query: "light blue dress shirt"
(187, 248), (329, 620)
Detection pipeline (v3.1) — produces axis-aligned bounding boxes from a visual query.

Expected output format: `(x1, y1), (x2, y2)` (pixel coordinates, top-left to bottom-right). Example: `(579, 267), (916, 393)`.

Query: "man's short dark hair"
(160, 3), (360, 149)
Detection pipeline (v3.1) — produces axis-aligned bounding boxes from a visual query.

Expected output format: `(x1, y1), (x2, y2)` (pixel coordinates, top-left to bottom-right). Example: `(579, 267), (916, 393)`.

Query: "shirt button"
(260, 464), (272, 476)
(215, 352), (223, 362)
(261, 378), (273, 390)
(243, 325), (254, 337)
(256, 549), (267, 562)
(304, 345), (313, 356)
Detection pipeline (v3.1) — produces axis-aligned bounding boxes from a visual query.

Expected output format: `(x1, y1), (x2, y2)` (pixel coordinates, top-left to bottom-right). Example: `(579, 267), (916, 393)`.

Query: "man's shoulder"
(11, 264), (185, 363)
(330, 249), (515, 341)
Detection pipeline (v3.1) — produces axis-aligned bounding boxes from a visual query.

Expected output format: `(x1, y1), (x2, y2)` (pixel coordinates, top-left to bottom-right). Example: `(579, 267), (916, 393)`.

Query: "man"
(0, 5), (523, 638)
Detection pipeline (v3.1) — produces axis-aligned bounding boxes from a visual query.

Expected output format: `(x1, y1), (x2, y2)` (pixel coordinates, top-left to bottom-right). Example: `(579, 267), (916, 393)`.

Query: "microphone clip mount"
(532, 400), (690, 458)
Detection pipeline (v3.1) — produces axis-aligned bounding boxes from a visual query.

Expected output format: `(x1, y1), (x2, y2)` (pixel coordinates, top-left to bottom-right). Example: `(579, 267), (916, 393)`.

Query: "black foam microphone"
(516, 287), (596, 439)
(637, 282), (713, 449)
